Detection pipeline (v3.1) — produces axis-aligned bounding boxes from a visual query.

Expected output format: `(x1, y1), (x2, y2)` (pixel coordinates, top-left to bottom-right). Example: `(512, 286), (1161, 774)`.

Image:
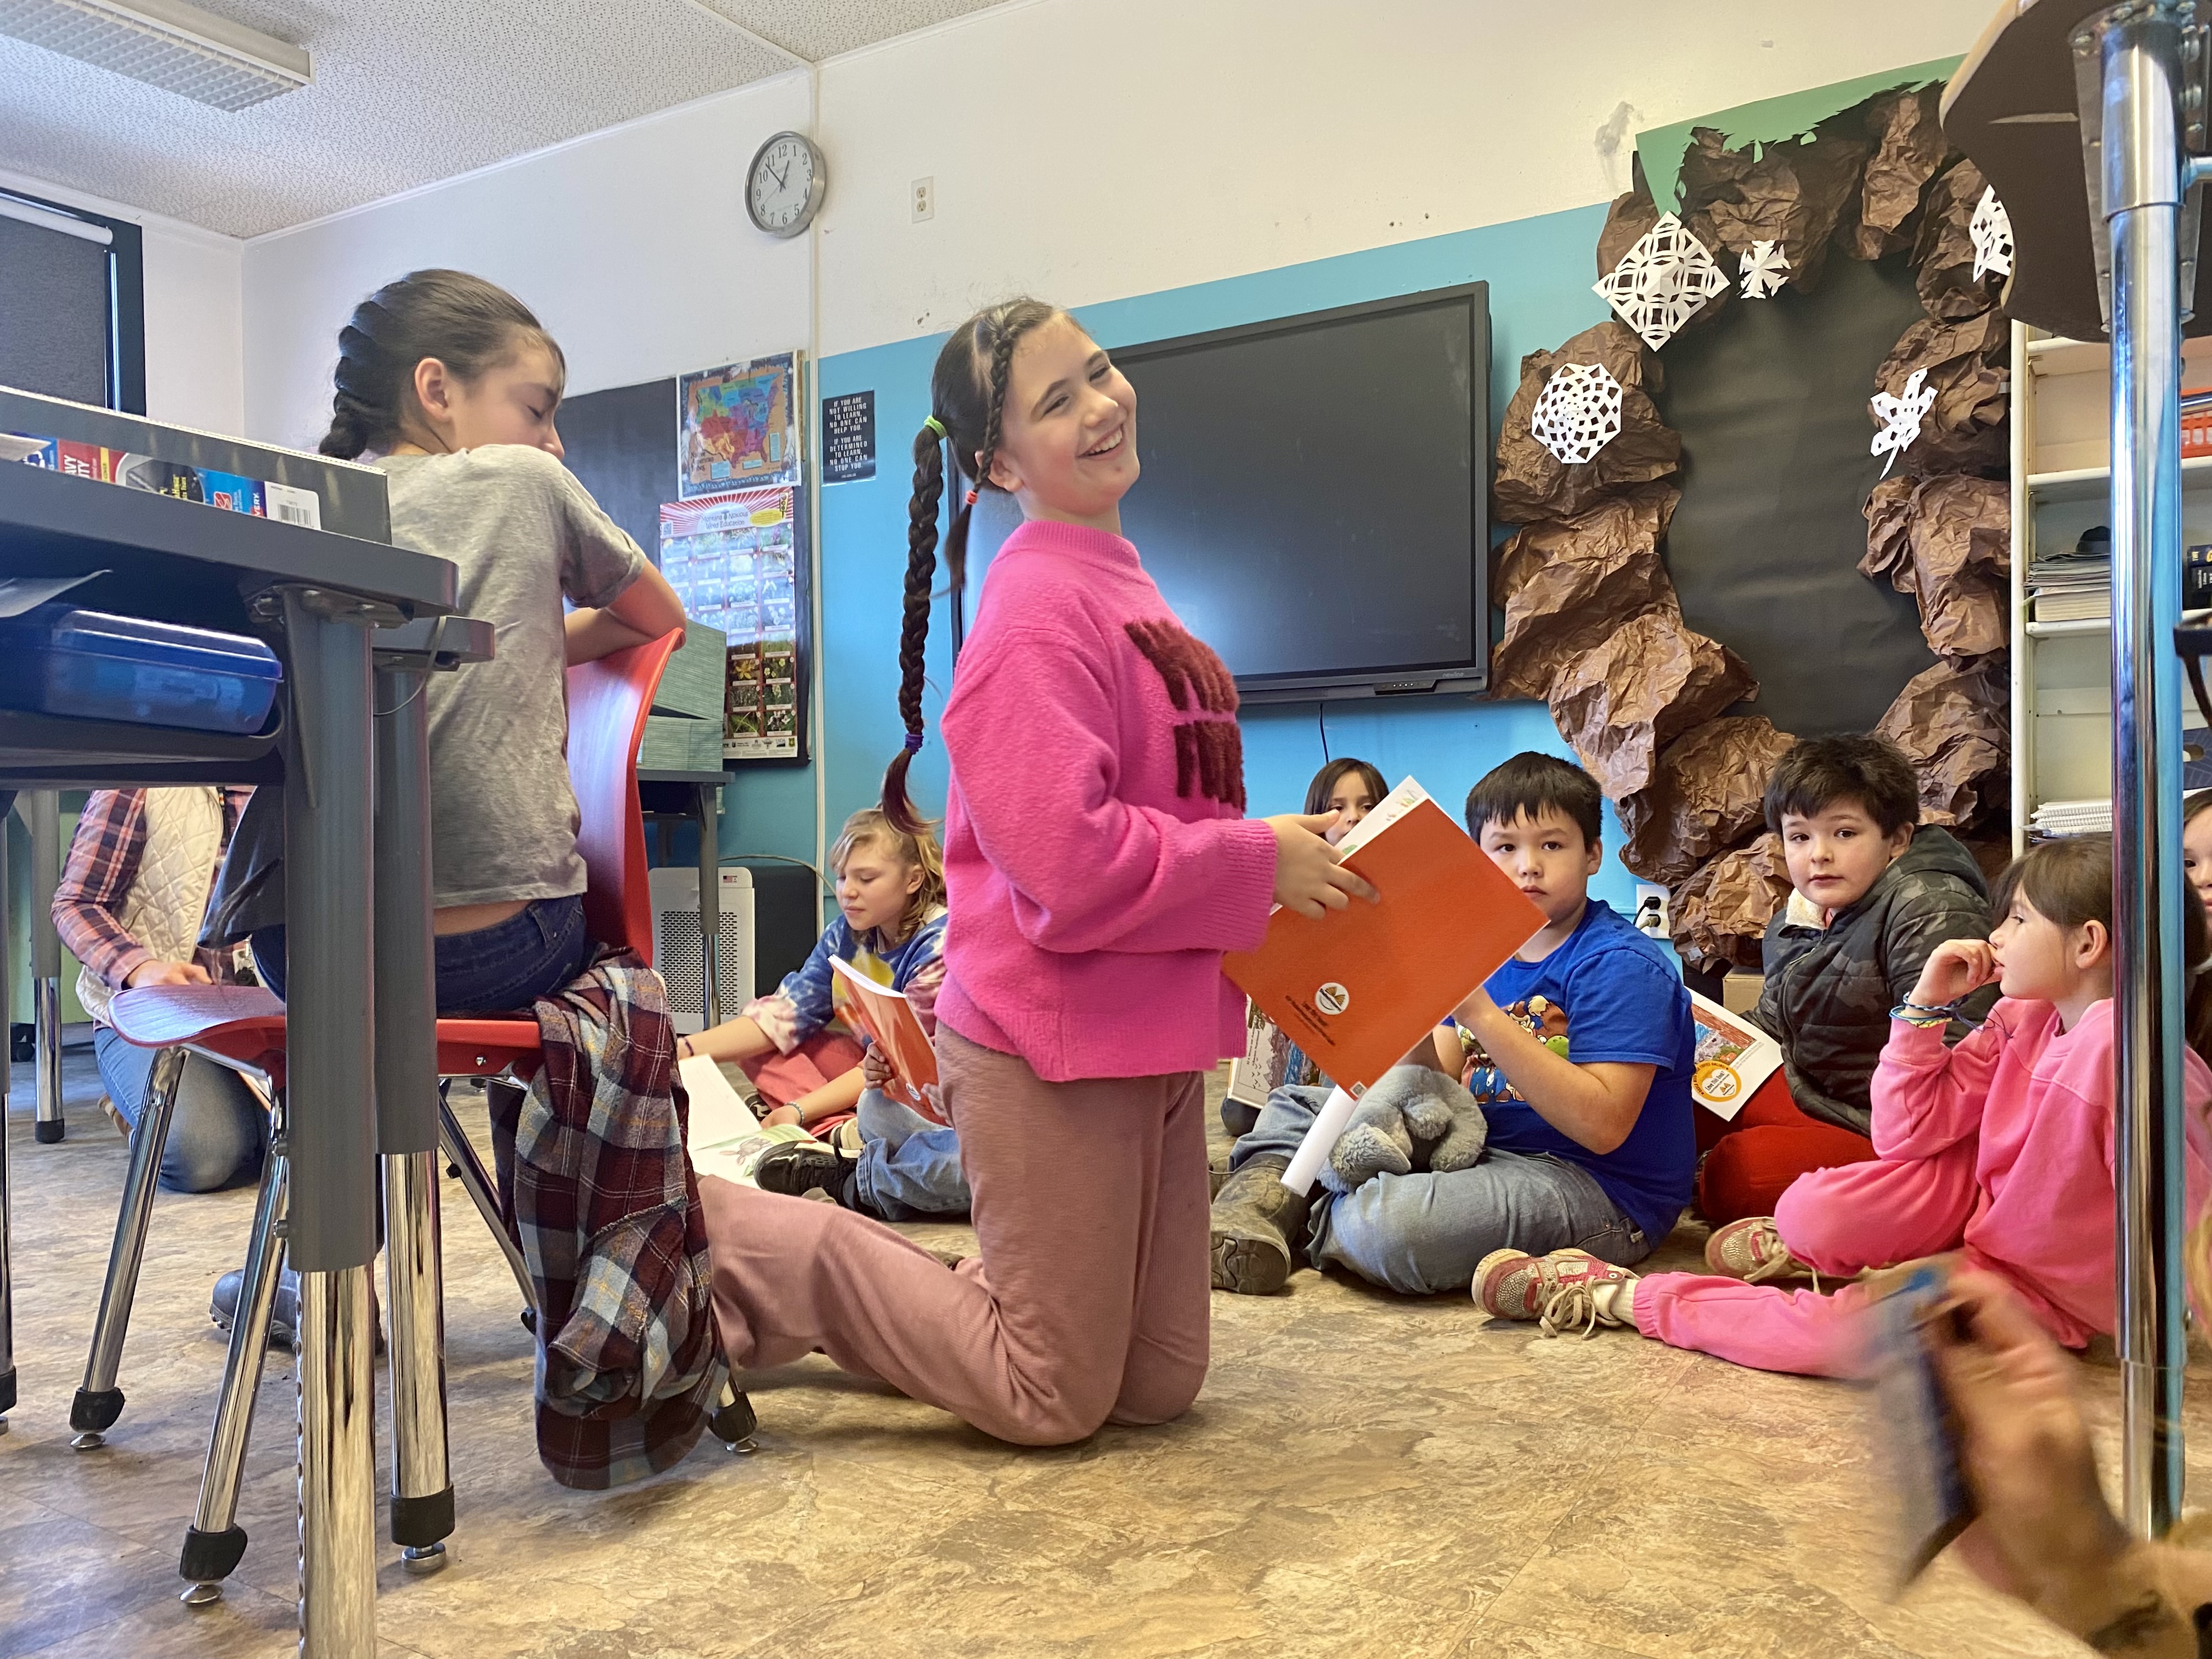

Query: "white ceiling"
(0, 0), (1005, 238)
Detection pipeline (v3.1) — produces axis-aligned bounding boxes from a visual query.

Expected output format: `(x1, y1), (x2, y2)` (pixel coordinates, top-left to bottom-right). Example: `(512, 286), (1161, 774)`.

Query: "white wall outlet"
(911, 177), (935, 222)
(1633, 882), (1669, 939)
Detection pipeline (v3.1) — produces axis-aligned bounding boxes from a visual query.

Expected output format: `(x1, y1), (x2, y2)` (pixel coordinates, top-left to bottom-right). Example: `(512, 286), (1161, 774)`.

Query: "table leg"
(282, 595), (381, 1657)
(696, 782), (721, 1030)
(29, 791), (63, 1144)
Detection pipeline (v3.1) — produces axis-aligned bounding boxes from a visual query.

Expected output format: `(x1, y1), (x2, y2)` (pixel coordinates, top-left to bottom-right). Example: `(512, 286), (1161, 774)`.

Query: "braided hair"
(318, 269), (563, 459)
(882, 297), (1064, 833)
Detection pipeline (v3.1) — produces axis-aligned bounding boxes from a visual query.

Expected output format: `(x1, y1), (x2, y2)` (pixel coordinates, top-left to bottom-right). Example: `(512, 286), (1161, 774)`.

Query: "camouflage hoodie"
(1751, 825), (1996, 1137)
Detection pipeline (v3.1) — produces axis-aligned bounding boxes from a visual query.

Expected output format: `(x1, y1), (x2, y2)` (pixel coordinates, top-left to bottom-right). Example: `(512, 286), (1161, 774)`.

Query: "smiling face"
(985, 314), (1139, 529)
(408, 339), (566, 457)
(1778, 800), (1913, 916)
(836, 836), (925, 937)
(1477, 807), (1602, 930)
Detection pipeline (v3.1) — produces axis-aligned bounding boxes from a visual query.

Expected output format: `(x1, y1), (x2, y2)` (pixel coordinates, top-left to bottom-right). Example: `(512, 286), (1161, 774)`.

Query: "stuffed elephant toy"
(1320, 1064), (1489, 1195)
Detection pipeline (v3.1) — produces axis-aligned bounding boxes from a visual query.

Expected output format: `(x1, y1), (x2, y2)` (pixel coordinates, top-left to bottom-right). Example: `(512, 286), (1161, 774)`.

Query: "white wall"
(0, 164), (244, 435)
(242, 75), (814, 449)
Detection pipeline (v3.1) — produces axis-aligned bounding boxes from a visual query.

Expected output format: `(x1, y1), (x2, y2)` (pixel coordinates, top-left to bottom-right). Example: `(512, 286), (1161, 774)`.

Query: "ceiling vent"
(0, 0), (310, 110)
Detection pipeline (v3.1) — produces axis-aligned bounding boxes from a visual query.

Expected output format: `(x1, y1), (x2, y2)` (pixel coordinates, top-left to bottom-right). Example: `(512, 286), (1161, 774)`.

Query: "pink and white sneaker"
(1702, 1216), (1819, 1287)
(1475, 1247), (1638, 1340)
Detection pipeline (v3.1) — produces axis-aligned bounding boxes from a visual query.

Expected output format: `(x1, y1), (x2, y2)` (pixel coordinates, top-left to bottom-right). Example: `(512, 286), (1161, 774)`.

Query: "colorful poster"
(659, 485), (805, 763)
(678, 352), (802, 499)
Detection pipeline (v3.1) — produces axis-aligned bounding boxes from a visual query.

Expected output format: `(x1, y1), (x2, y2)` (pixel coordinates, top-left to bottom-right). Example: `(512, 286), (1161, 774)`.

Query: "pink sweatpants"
(700, 1026), (1211, 1446)
(1634, 1138), (1988, 1376)
(740, 1031), (867, 1112)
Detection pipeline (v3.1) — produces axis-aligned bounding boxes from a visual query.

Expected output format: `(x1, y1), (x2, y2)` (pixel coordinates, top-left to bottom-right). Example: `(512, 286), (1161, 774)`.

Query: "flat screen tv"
(1086, 284), (1491, 703)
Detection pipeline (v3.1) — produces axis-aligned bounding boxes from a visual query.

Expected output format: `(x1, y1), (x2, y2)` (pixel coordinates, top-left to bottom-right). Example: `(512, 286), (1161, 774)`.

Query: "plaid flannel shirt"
(488, 952), (726, 1490)
(52, 788), (254, 993)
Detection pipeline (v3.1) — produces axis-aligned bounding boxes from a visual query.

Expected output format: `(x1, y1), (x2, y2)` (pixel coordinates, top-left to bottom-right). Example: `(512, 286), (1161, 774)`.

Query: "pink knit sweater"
(935, 519), (1279, 1083)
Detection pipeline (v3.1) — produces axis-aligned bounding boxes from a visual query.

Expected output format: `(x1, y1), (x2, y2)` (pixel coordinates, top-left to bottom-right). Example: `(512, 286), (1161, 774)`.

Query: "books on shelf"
(827, 956), (945, 1124)
(2028, 798), (2113, 838)
(2031, 591), (2110, 624)
(2028, 537), (2111, 623)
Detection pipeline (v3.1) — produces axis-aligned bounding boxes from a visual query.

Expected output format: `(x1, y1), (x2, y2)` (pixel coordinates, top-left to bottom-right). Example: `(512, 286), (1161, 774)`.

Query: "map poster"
(658, 484), (809, 763)
(678, 352), (803, 500)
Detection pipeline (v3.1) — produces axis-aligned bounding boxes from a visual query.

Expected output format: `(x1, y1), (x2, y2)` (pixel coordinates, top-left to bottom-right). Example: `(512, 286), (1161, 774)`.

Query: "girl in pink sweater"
(1475, 833), (2212, 1373)
(700, 298), (1366, 1444)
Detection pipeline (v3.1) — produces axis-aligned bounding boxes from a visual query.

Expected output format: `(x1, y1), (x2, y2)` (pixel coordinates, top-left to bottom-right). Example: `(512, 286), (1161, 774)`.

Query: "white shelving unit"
(2008, 324), (2212, 853)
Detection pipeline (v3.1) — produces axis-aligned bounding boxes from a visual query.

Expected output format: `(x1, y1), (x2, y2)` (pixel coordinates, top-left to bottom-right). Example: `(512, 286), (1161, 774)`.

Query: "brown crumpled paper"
(1914, 159), (2003, 321)
(1677, 122), (1870, 292)
(1545, 609), (1758, 801)
(1618, 715), (1797, 886)
(1597, 180), (1662, 280)
(1491, 483), (1680, 697)
(1860, 474), (2011, 657)
(1493, 323), (1681, 524)
(1671, 832), (1795, 975)
(1874, 654), (2011, 827)
(1872, 308), (2010, 478)
(1838, 84), (1949, 261)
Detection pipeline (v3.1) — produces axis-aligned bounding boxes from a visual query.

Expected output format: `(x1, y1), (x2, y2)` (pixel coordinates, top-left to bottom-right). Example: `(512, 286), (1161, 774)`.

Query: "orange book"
(828, 956), (947, 1125)
(1224, 778), (1548, 1094)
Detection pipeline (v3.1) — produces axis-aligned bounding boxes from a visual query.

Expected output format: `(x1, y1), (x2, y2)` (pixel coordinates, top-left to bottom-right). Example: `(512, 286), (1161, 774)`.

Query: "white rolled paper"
(1279, 1082), (1359, 1195)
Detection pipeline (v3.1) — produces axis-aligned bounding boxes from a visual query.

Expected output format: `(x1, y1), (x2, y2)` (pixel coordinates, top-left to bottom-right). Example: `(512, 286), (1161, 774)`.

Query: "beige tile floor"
(2, 1045), (2204, 1659)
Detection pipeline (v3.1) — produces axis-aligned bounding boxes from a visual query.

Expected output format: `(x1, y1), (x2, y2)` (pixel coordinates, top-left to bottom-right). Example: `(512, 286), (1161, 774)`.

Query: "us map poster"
(658, 484), (808, 763)
(678, 353), (802, 500)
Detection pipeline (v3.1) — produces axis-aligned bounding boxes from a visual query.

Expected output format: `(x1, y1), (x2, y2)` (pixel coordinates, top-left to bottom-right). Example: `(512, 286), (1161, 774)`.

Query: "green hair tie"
(922, 415), (947, 439)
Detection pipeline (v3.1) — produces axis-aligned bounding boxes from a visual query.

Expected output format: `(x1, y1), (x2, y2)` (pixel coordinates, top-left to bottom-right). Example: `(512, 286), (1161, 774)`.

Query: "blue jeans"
(94, 1024), (267, 1193)
(251, 894), (594, 1014)
(851, 1087), (970, 1220)
(1230, 1084), (1651, 1295)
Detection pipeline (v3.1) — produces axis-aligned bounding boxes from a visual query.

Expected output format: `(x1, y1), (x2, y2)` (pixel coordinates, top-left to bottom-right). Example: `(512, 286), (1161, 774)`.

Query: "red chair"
(89, 632), (749, 1602)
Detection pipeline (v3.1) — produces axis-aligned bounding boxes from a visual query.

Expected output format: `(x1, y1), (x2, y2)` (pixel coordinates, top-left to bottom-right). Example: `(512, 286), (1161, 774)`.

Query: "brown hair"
(320, 269), (564, 460)
(881, 297), (1069, 833)
(2186, 791), (2212, 829)
(1764, 733), (1922, 837)
(1992, 833), (2212, 1064)
(830, 806), (946, 946)
(1305, 758), (1387, 818)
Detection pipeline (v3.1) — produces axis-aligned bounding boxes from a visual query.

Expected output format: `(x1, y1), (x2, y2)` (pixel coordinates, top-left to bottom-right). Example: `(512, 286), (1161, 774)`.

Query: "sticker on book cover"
(1314, 982), (1350, 1016)
(1692, 1059), (1745, 1105)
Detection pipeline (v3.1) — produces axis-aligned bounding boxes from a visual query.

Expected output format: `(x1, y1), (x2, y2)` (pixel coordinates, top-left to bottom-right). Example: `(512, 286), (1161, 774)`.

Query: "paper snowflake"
(1739, 239), (1789, 300)
(1528, 362), (1624, 465)
(1970, 186), (2013, 283)
(1593, 212), (1731, 350)
(1870, 368), (1936, 477)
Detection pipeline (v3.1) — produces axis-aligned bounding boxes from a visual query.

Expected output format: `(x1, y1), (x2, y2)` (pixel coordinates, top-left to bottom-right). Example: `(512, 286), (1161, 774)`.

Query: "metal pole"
(2098, 3), (2192, 1539)
(697, 782), (722, 1030)
(0, 789), (14, 1431)
(281, 592), (380, 1655)
(29, 789), (63, 1144)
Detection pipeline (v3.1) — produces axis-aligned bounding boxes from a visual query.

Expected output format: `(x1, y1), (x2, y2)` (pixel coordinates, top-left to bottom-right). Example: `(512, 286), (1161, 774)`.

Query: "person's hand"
(1265, 814), (1379, 921)
(1909, 939), (1997, 1011)
(124, 959), (211, 990)
(862, 1049), (894, 1088)
(1925, 1269), (2136, 1626)
(761, 1104), (800, 1128)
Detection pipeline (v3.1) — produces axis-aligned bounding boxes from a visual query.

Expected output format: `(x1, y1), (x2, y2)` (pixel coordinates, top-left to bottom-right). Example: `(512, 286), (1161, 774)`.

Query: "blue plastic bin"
(0, 604), (282, 735)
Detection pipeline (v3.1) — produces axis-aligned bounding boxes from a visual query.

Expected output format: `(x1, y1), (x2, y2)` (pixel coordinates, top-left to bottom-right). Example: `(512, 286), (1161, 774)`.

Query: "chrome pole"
(29, 790), (63, 1144)
(2096, 2), (2192, 1538)
(0, 792), (14, 1432)
(296, 1264), (376, 1654)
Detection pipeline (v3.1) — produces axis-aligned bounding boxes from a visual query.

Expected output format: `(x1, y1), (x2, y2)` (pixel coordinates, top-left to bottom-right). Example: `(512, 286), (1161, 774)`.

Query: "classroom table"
(0, 457), (456, 1657)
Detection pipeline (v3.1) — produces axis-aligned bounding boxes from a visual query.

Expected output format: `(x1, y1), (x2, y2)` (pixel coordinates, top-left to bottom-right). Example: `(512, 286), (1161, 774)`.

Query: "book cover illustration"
(1685, 989), (1782, 1122)
(827, 956), (946, 1126)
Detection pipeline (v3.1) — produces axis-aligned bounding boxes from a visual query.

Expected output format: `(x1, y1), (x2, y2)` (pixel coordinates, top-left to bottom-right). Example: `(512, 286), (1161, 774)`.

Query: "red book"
(828, 956), (946, 1125)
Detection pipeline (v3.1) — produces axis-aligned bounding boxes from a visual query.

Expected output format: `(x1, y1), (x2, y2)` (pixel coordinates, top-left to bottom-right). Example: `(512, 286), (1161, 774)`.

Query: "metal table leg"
(280, 591), (383, 1656)
(0, 789), (14, 1430)
(697, 782), (721, 1030)
(29, 790), (63, 1144)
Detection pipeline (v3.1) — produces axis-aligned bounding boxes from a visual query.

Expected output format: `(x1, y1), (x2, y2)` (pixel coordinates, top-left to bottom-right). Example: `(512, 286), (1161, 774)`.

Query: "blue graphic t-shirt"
(1468, 898), (1696, 1245)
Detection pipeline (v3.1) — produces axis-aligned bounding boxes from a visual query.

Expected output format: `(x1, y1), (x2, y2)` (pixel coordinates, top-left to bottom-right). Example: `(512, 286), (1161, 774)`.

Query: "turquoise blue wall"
(735, 200), (1655, 919)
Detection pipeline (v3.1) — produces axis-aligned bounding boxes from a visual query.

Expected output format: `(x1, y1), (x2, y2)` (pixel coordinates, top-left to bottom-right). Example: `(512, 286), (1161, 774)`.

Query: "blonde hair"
(831, 806), (945, 945)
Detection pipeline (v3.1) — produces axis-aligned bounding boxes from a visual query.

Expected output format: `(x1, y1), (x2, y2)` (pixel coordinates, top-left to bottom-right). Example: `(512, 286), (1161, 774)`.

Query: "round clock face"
(747, 131), (823, 238)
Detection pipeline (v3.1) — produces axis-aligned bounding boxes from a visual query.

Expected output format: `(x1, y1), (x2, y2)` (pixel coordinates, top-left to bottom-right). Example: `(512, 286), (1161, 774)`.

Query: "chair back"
(566, 630), (679, 962)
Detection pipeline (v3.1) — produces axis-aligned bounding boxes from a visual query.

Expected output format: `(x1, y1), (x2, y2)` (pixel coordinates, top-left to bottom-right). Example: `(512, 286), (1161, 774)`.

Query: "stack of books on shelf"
(2028, 798), (2113, 839)
(2029, 532), (2112, 624)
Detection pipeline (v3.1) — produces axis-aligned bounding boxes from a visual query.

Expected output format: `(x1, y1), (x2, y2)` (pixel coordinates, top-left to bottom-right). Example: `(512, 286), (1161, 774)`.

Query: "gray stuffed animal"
(1320, 1064), (1488, 1195)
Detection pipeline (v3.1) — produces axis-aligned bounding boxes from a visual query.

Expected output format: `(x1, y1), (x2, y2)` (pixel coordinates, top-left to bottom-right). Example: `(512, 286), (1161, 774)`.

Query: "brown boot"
(1209, 1154), (1311, 1295)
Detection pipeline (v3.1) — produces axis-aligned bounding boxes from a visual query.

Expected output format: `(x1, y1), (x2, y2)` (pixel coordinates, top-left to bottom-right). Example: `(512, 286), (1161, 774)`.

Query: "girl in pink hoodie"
(1474, 833), (2212, 1373)
(700, 299), (1367, 1444)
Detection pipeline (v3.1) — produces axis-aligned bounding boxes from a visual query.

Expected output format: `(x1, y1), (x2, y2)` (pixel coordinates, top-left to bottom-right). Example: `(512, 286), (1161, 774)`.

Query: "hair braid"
(882, 425), (947, 833)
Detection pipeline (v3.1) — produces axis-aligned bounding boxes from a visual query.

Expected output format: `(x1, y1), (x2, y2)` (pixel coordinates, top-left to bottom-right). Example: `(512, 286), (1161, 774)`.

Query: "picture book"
(1224, 777), (1548, 1097)
(1685, 989), (1782, 1122)
(1226, 1000), (1325, 1110)
(827, 956), (946, 1125)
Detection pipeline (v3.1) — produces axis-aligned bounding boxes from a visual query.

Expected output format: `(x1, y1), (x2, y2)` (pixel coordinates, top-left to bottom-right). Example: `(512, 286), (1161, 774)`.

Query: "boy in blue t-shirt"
(1210, 752), (1697, 1297)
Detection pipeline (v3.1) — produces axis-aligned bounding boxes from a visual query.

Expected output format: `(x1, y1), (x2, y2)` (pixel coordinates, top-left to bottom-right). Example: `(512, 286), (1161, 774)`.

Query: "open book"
(1224, 777), (1549, 1190)
(1685, 989), (1781, 1122)
(828, 955), (947, 1125)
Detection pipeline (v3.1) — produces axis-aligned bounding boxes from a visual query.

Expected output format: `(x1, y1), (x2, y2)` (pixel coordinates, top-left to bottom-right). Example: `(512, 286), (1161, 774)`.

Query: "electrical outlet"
(911, 177), (935, 222)
(1633, 882), (1669, 939)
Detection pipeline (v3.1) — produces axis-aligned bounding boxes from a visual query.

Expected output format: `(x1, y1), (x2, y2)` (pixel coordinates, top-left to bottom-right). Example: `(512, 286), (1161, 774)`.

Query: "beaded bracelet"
(1890, 998), (1965, 1028)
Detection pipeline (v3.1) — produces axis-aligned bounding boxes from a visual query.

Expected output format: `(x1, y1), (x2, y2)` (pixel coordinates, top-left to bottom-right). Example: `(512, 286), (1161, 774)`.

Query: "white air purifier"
(649, 866), (755, 1035)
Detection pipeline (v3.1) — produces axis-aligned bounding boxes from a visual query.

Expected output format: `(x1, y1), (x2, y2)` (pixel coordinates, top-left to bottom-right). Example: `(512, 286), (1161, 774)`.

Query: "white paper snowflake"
(1593, 212), (1731, 350)
(1870, 368), (1937, 477)
(1739, 239), (1790, 300)
(1529, 362), (1624, 465)
(1970, 185), (2013, 283)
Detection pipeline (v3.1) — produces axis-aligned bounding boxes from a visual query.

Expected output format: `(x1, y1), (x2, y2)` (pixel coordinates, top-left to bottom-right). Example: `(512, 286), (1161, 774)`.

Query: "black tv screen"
(1107, 284), (1489, 702)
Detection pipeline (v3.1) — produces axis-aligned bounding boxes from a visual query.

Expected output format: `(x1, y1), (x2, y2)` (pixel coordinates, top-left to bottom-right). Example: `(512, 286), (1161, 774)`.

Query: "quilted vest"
(76, 788), (225, 1026)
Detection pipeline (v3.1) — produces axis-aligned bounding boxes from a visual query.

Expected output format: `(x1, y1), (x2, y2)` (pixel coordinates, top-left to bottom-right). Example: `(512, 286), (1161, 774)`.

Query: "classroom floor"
(2, 1046), (2204, 1659)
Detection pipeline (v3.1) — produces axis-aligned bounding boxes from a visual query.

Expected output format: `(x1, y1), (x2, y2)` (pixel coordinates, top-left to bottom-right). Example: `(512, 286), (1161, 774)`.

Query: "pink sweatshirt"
(1870, 997), (2211, 1346)
(935, 520), (1279, 1083)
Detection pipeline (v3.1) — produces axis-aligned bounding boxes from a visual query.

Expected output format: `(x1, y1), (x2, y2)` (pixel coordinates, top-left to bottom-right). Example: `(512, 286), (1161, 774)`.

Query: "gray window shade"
(0, 215), (109, 404)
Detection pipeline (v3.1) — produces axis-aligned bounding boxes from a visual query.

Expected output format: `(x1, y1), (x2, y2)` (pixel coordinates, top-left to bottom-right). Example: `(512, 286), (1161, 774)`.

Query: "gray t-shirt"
(379, 447), (646, 907)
